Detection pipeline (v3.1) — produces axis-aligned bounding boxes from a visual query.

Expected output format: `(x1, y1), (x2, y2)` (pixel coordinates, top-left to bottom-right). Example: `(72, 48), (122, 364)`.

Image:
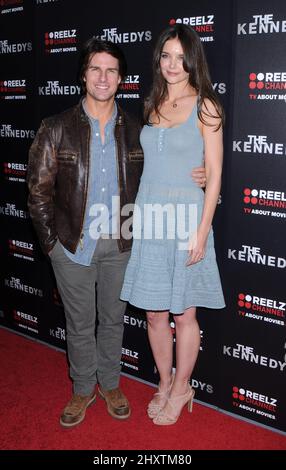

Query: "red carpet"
(0, 327), (285, 450)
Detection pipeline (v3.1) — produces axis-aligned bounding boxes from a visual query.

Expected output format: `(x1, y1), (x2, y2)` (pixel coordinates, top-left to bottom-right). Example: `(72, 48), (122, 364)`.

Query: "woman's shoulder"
(200, 97), (219, 115)
(199, 97), (223, 131)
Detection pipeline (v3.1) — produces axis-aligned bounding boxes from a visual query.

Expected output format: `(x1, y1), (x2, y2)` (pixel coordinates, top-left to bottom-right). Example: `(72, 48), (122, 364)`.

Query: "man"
(27, 37), (206, 428)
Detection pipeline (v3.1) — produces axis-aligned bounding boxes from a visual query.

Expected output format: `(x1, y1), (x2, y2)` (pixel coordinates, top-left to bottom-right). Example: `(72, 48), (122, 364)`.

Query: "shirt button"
(102, 168), (106, 173)
(102, 149), (105, 153)
(95, 133), (99, 137)
(101, 188), (105, 192)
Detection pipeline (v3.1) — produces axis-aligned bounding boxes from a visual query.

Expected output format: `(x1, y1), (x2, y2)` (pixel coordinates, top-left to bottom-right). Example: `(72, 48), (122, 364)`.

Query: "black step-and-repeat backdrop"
(0, 0), (285, 434)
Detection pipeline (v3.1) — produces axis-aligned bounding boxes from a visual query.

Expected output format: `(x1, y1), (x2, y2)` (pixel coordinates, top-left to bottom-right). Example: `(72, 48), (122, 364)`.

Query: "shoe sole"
(98, 388), (131, 420)
(59, 394), (96, 428)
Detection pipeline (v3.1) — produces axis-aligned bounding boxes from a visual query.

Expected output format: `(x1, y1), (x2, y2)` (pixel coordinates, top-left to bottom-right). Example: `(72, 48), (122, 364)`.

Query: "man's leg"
(50, 241), (98, 426)
(96, 237), (131, 419)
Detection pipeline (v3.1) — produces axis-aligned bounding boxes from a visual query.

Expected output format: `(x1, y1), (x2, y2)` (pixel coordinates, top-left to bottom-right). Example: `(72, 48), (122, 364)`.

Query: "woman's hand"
(186, 231), (207, 266)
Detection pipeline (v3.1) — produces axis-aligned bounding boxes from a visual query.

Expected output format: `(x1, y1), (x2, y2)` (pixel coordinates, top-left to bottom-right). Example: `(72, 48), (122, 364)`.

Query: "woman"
(121, 24), (225, 425)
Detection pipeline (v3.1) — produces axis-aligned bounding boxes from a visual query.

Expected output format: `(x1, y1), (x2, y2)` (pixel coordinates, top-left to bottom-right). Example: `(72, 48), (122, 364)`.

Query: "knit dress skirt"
(120, 106), (225, 314)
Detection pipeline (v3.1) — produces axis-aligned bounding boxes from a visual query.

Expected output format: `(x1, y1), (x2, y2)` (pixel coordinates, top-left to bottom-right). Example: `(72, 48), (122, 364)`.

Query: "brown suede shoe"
(98, 387), (131, 420)
(60, 393), (96, 428)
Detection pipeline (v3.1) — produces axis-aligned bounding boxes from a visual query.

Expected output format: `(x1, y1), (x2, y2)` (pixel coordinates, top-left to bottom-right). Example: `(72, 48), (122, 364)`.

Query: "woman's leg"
(171, 306), (200, 396)
(154, 306), (200, 422)
(147, 311), (173, 403)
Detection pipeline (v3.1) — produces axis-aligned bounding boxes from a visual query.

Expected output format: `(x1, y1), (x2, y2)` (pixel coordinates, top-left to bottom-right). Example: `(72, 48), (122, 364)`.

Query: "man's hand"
(191, 166), (206, 188)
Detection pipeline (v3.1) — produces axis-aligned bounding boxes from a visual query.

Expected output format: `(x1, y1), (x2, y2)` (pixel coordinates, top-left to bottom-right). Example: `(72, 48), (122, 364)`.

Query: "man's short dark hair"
(78, 37), (127, 93)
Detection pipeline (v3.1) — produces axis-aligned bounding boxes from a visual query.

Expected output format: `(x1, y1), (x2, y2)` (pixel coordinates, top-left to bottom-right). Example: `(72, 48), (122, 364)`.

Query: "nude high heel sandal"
(153, 384), (195, 425)
(147, 374), (175, 419)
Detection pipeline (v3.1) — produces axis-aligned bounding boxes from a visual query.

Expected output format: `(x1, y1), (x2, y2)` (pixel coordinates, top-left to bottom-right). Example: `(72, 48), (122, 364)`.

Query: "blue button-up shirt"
(62, 101), (119, 266)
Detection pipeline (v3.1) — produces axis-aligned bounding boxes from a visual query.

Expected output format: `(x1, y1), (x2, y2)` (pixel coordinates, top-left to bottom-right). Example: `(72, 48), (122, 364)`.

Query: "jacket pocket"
(57, 152), (78, 164)
(128, 150), (144, 161)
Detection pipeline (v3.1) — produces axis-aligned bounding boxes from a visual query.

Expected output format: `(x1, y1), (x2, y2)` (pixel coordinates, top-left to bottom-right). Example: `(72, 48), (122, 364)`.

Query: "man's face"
(84, 52), (121, 103)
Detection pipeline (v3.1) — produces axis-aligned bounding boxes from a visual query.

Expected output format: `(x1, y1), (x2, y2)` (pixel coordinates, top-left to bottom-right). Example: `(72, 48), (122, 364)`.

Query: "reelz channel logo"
(8, 239), (34, 262)
(0, 0), (23, 15)
(242, 187), (286, 219)
(248, 71), (286, 102)
(44, 29), (77, 54)
(0, 79), (26, 100)
(13, 309), (38, 334)
(117, 74), (140, 100)
(121, 347), (139, 371)
(3, 162), (27, 183)
(237, 292), (285, 327)
(169, 15), (215, 42)
(119, 75), (139, 91)
(232, 386), (277, 421)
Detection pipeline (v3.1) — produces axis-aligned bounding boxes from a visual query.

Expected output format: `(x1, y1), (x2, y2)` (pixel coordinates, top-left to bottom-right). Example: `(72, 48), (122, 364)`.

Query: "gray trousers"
(50, 237), (130, 395)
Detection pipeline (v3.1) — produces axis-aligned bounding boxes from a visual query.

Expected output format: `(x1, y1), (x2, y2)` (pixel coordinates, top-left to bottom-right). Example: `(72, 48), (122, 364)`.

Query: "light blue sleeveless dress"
(120, 104), (225, 314)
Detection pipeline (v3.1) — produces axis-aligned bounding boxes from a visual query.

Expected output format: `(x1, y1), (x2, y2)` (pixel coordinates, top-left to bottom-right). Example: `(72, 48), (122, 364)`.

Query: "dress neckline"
(149, 101), (197, 130)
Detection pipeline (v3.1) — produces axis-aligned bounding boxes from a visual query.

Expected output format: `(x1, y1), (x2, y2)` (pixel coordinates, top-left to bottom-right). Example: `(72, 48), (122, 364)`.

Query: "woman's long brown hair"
(144, 24), (224, 131)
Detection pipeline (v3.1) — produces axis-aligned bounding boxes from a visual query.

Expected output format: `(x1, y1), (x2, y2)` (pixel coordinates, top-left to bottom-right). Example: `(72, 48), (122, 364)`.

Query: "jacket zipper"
(78, 121), (90, 251)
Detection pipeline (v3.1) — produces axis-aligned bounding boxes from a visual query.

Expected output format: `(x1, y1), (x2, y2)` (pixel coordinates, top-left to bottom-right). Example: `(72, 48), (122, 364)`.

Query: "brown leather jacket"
(27, 100), (143, 254)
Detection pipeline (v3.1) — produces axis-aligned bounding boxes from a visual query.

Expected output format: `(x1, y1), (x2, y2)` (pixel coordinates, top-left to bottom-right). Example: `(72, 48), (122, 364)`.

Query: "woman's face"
(159, 37), (189, 85)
